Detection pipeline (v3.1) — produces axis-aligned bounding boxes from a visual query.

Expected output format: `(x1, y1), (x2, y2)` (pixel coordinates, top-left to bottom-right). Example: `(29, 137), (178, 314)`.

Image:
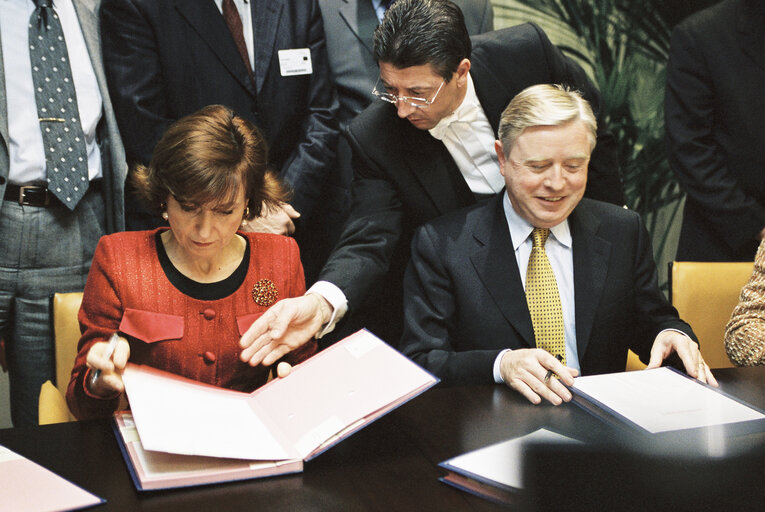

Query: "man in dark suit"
(666, 0), (765, 262)
(317, 0), (494, 249)
(239, 0), (623, 367)
(100, 0), (341, 281)
(400, 84), (716, 405)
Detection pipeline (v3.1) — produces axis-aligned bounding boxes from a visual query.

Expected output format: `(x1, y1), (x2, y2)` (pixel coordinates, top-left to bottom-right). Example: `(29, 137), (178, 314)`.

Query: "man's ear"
(455, 58), (471, 84)
(495, 140), (507, 177)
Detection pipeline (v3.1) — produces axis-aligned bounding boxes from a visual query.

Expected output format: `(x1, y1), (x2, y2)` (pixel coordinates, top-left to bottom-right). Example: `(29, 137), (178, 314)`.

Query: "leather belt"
(4, 180), (101, 207)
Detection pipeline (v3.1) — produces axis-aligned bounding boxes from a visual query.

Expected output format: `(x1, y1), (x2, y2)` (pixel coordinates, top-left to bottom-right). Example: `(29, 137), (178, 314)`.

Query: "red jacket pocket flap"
(237, 312), (265, 336)
(120, 308), (184, 343)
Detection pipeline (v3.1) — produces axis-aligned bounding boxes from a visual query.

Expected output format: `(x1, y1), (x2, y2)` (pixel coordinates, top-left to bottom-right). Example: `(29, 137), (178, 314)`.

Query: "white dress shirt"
(492, 194), (580, 382)
(1, 0), (103, 184)
(428, 73), (504, 195)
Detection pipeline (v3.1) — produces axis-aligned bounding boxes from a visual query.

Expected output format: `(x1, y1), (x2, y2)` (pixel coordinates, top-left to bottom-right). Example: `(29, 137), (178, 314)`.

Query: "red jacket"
(66, 229), (315, 419)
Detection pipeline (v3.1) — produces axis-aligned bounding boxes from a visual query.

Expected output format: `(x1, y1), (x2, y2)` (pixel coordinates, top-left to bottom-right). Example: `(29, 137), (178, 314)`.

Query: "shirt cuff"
(307, 281), (348, 338)
(493, 349), (512, 384)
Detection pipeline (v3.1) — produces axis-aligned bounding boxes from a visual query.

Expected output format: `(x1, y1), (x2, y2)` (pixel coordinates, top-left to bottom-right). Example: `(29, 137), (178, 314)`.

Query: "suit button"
(202, 308), (216, 320)
(203, 351), (216, 364)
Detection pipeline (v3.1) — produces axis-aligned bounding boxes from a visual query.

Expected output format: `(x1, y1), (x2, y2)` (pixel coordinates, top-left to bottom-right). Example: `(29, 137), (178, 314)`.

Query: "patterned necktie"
(222, 0), (255, 83)
(525, 228), (566, 364)
(29, 0), (90, 209)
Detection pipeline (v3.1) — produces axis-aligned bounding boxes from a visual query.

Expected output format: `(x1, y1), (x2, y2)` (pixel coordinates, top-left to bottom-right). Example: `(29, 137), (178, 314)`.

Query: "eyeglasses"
(372, 78), (446, 108)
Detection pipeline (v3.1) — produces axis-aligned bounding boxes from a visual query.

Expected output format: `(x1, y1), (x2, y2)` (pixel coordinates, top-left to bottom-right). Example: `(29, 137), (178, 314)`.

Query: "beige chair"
(669, 261), (755, 369)
(38, 291), (83, 424)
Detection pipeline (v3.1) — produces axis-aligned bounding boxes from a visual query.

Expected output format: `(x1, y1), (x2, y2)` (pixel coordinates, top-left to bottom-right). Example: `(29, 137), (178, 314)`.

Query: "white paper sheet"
(122, 365), (291, 461)
(572, 367), (765, 433)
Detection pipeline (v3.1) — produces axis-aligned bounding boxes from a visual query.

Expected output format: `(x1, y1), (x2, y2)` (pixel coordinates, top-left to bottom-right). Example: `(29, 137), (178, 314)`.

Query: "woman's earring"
(162, 212), (169, 221)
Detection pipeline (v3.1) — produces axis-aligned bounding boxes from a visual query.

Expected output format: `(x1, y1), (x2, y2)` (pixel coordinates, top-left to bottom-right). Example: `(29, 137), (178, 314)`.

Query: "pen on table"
(544, 354), (564, 385)
(90, 332), (119, 386)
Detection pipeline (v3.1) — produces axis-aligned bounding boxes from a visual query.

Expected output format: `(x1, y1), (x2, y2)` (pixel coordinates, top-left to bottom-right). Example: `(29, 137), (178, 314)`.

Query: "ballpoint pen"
(544, 354), (564, 385)
(90, 332), (120, 387)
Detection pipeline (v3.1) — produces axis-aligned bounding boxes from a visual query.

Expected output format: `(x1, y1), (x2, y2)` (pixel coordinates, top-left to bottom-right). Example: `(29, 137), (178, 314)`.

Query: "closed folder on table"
(115, 330), (438, 490)
(569, 367), (765, 434)
(0, 444), (104, 511)
(439, 429), (580, 506)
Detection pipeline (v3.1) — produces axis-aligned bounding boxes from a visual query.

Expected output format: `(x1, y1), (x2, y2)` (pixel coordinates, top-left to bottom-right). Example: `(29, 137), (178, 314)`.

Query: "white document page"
(572, 367), (765, 433)
(122, 365), (292, 461)
(442, 429), (579, 490)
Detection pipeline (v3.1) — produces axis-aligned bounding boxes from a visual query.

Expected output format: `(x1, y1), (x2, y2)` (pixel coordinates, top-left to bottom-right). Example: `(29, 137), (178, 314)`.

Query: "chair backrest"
(669, 261), (754, 369)
(39, 291), (83, 424)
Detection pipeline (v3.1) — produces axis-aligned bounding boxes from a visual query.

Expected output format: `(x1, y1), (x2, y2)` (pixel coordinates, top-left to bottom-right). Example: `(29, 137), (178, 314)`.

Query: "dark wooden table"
(1, 367), (763, 511)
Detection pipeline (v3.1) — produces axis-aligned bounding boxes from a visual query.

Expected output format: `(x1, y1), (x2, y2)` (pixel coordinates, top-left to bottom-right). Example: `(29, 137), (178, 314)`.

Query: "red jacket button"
(202, 308), (216, 320)
(203, 351), (216, 364)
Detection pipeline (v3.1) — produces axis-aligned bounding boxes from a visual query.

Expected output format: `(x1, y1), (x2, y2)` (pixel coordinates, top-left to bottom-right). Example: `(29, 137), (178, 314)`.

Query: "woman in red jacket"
(66, 105), (316, 419)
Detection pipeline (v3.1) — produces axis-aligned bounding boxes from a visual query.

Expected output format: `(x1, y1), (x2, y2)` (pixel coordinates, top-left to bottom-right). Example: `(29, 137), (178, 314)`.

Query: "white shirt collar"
(502, 193), (572, 250)
(428, 72), (482, 141)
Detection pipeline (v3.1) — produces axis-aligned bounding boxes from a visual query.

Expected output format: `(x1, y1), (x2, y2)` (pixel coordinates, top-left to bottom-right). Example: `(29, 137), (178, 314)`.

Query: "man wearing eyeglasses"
(239, 0), (623, 366)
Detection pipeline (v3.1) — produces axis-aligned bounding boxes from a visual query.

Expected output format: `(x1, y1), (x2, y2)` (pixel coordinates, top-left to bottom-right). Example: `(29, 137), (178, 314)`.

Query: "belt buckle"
(18, 185), (50, 206)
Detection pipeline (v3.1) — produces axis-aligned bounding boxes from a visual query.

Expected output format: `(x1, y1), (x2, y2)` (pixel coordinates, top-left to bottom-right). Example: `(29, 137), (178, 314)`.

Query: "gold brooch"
(252, 279), (278, 307)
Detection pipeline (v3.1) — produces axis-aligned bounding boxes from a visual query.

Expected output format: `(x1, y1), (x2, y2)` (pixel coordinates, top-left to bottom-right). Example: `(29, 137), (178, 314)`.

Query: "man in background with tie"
(100, 0), (341, 283)
(239, 0), (623, 367)
(399, 84), (715, 404)
(0, 0), (126, 426)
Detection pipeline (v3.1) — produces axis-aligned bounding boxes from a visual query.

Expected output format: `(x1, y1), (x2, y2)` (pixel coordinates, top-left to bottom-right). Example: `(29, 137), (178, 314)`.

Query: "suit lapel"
(738, 0), (765, 73)
(175, 0), (255, 96)
(0, 28), (7, 154)
(470, 196), (536, 347)
(569, 202), (611, 361)
(251, 0), (284, 95)
(338, 0), (378, 57)
(400, 119), (473, 215)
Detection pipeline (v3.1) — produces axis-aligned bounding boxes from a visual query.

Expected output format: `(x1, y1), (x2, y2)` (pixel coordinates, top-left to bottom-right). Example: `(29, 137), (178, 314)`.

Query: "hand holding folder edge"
(121, 329), (439, 462)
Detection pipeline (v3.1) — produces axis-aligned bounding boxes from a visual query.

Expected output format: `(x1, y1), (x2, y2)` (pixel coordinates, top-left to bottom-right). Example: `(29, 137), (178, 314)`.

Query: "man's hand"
(240, 294), (331, 367)
(646, 330), (718, 386)
(243, 202), (300, 235)
(499, 349), (578, 405)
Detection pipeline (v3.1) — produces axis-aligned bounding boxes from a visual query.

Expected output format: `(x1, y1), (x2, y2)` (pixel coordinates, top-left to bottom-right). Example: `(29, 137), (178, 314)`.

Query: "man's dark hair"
(373, 0), (472, 81)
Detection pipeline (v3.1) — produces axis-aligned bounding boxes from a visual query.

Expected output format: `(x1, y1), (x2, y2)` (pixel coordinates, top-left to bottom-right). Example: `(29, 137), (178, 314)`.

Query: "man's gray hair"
(497, 84), (597, 157)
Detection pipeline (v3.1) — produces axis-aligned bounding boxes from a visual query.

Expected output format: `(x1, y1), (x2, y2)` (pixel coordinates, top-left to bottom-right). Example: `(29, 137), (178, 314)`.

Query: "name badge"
(278, 48), (313, 76)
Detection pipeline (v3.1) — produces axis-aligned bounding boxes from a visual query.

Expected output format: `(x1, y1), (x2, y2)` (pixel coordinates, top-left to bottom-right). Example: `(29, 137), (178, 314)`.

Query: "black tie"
(29, 0), (90, 209)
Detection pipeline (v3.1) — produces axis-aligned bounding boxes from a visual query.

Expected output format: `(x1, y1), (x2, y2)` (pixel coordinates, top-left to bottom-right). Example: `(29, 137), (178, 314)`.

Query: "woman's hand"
(85, 336), (130, 397)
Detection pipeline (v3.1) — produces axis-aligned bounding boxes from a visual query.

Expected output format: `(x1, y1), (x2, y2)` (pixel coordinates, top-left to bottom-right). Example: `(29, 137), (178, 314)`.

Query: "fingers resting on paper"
(239, 294), (327, 367)
(500, 349), (578, 406)
(646, 330), (718, 387)
(86, 336), (130, 396)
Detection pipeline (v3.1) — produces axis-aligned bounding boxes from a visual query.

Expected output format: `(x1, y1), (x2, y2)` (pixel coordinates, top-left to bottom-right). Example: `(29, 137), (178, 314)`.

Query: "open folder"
(114, 330), (438, 490)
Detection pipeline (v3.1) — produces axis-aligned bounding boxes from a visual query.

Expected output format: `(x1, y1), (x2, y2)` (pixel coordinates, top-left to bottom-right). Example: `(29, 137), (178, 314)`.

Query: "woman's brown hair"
(132, 104), (289, 220)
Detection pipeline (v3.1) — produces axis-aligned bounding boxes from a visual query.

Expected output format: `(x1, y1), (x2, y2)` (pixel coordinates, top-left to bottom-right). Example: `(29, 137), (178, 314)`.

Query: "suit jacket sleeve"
(66, 238), (123, 420)
(530, 23), (623, 205)
(316, 122), (406, 309)
(629, 210), (697, 361)
(400, 224), (500, 384)
(100, 0), (171, 166)
(276, 1), (341, 219)
(724, 239), (765, 366)
(665, 23), (765, 253)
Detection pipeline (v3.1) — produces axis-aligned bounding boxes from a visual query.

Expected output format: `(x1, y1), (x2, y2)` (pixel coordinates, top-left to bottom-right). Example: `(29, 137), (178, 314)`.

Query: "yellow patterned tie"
(525, 228), (566, 364)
